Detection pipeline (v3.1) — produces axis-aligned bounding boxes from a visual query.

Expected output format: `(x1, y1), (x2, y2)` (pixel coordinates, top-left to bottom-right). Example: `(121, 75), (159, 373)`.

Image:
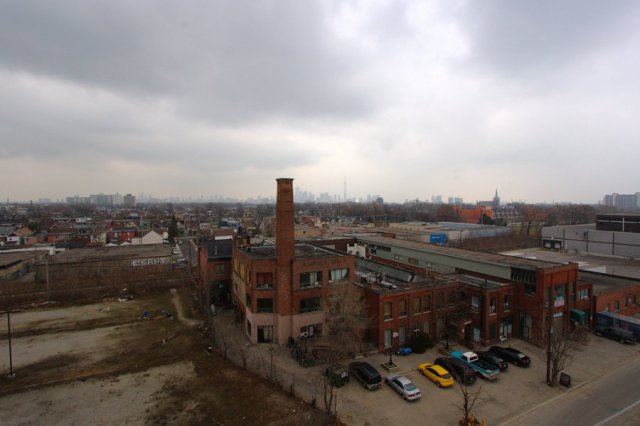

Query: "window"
(257, 326), (273, 343)
(393, 254), (404, 262)
(413, 297), (420, 315)
(578, 288), (589, 300)
(399, 327), (406, 344)
(422, 295), (431, 312)
(489, 297), (497, 314)
(624, 296), (629, 307)
(471, 295), (480, 311)
(215, 264), (226, 274)
(408, 257), (419, 265)
(300, 324), (322, 338)
(504, 294), (511, 311)
(436, 293), (444, 309)
(256, 298), (273, 313)
(329, 268), (349, 283)
(300, 271), (322, 288)
(423, 321), (430, 335)
(399, 300), (407, 317)
(605, 303), (610, 312)
(300, 297), (322, 313)
(256, 272), (273, 289)
(384, 302), (392, 320)
(246, 293), (252, 310)
(614, 300), (620, 312)
(384, 329), (392, 348)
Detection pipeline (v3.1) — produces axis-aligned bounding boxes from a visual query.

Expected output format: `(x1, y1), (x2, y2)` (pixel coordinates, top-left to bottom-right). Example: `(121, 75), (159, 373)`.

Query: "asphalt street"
(505, 353), (640, 426)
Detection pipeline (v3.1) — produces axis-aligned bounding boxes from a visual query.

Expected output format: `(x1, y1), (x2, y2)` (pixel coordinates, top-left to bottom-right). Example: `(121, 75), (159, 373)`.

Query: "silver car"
(385, 375), (421, 401)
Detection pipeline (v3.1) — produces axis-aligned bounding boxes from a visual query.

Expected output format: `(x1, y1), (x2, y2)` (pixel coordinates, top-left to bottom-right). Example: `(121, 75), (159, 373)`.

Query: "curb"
(500, 350), (640, 425)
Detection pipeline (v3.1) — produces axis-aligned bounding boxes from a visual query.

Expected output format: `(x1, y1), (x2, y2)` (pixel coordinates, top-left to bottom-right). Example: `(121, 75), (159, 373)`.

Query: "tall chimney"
(276, 178), (294, 315)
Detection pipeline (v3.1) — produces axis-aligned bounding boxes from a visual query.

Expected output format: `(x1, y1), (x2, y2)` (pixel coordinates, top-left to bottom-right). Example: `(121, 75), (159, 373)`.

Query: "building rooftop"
(50, 244), (171, 263)
(202, 239), (233, 260)
(353, 235), (561, 270)
(240, 242), (348, 260)
(579, 271), (640, 295)
(501, 248), (640, 280)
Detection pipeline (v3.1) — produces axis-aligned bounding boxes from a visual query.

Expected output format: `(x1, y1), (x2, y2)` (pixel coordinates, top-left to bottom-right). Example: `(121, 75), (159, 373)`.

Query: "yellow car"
(417, 363), (454, 388)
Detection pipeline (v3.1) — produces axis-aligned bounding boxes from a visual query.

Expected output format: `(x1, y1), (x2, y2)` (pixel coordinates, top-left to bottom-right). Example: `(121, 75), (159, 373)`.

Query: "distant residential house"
(131, 230), (164, 245)
(7, 228), (33, 245)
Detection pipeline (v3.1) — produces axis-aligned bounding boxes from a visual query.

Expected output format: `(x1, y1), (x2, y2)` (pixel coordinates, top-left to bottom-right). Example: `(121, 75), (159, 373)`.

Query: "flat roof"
(353, 235), (561, 270)
(579, 271), (640, 294)
(501, 248), (640, 280)
(50, 244), (171, 263)
(241, 243), (347, 260)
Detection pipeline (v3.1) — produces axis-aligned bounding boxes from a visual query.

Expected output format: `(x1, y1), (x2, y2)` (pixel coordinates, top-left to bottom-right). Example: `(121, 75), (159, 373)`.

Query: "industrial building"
(231, 178), (355, 345)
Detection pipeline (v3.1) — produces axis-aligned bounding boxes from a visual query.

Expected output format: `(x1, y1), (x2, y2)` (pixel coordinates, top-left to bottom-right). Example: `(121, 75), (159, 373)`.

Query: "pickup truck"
(451, 351), (500, 381)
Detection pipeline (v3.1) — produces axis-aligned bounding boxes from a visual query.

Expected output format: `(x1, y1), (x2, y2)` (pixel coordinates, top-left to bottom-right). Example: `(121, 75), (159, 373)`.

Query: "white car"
(385, 375), (421, 401)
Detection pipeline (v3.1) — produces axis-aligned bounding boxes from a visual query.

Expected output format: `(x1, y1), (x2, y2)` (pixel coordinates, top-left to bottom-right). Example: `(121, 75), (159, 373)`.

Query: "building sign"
(130, 257), (166, 267)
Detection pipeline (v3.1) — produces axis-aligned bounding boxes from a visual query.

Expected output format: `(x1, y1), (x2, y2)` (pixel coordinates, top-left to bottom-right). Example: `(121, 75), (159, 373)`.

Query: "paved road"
(504, 354), (640, 426)
(177, 237), (198, 267)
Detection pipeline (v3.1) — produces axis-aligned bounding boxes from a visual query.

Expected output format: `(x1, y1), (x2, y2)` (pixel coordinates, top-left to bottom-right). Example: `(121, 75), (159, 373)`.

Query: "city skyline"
(2, 2), (640, 204)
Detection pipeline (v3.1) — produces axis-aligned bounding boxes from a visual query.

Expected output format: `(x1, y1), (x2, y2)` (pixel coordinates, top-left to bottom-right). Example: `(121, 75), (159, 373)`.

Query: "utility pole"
(2, 310), (15, 378)
(546, 286), (553, 385)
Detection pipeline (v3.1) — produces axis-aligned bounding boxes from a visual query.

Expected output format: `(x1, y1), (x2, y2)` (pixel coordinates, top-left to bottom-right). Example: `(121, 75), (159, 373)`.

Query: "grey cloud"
(0, 1), (370, 123)
(459, 0), (640, 80)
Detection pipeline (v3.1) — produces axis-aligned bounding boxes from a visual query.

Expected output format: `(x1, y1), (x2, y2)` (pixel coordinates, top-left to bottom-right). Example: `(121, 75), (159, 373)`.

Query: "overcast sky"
(2, 0), (639, 204)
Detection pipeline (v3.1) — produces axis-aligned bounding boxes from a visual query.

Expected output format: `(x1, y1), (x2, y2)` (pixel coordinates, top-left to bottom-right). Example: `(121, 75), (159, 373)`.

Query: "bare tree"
(456, 381), (484, 426)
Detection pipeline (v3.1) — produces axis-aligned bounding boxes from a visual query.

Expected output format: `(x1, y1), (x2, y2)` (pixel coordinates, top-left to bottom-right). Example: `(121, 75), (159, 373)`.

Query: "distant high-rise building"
(602, 192), (640, 211)
(124, 193), (136, 207)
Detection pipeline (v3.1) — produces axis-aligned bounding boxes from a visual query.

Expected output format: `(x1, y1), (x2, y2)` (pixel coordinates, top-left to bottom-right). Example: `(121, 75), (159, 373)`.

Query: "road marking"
(592, 398), (640, 426)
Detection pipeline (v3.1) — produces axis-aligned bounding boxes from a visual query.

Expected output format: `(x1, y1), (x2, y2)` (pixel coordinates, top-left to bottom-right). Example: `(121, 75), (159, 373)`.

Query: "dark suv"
(595, 325), (635, 344)
(435, 357), (476, 385)
(349, 361), (382, 390)
(489, 346), (531, 367)
(477, 351), (508, 371)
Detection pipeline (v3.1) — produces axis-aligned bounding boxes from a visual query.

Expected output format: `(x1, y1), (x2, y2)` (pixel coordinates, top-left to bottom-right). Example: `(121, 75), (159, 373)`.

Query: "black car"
(477, 351), (508, 371)
(435, 357), (477, 385)
(595, 325), (636, 344)
(489, 346), (531, 367)
(349, 361), (382, 390)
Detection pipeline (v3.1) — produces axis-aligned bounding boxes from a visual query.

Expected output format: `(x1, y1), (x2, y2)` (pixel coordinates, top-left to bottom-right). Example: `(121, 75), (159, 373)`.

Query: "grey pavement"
(210, 310), (640, 425)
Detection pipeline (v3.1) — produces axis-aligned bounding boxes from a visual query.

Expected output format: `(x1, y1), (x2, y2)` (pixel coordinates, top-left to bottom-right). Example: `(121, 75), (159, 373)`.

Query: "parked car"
(325, 364), (350, 387)
(385, 375), (421, 401)
(417, 363), (454, 388)
(435, 357), (477, 385)
(489, 346), (531, 367)
(477, 351), (509, 371)
(451, 351), (500, 381)
(349, 362), (382, 390)
(595, 325), (636, 344)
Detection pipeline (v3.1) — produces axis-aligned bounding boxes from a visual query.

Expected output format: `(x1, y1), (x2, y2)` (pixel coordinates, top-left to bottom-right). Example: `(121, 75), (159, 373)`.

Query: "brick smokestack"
(276, 178), (294, 315)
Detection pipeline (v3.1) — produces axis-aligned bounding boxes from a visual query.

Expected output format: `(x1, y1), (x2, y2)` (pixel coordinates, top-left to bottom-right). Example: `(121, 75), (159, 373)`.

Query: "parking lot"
(334, 336), (640, 425)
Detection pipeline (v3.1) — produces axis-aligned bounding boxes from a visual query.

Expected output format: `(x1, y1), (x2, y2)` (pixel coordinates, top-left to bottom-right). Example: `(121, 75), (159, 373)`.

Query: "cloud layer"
(2, 0), (640, 203)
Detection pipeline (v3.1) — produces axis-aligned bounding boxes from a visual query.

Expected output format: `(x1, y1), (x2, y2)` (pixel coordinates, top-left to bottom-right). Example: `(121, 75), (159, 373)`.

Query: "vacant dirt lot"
(0, 290), (332, 425)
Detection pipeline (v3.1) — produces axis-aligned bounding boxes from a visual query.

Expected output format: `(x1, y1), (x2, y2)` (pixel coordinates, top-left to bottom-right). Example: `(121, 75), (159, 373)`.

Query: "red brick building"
(198, 238), (233, 313)
(231, 179), (355, 345)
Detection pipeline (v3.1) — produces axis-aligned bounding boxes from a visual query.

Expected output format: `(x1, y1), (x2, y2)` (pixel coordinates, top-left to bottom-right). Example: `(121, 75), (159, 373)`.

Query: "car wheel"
(620, 338), (625, 344)
(436, 381), (442, 388)
(401, 393), (407, 400)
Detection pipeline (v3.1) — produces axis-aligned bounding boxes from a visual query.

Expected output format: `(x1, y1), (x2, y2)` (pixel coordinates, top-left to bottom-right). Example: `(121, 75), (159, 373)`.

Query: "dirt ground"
(0, 289), (333, 425)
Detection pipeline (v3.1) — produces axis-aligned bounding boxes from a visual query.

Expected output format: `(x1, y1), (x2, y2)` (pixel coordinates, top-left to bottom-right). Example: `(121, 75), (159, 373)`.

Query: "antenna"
(344, 176), (347, 202)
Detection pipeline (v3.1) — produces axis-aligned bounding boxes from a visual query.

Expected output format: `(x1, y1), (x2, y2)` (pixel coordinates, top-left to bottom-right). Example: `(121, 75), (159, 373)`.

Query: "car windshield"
(516, 353), (526, 359)
(404, 382), (417, 391)
(442, 373), (452, 379)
